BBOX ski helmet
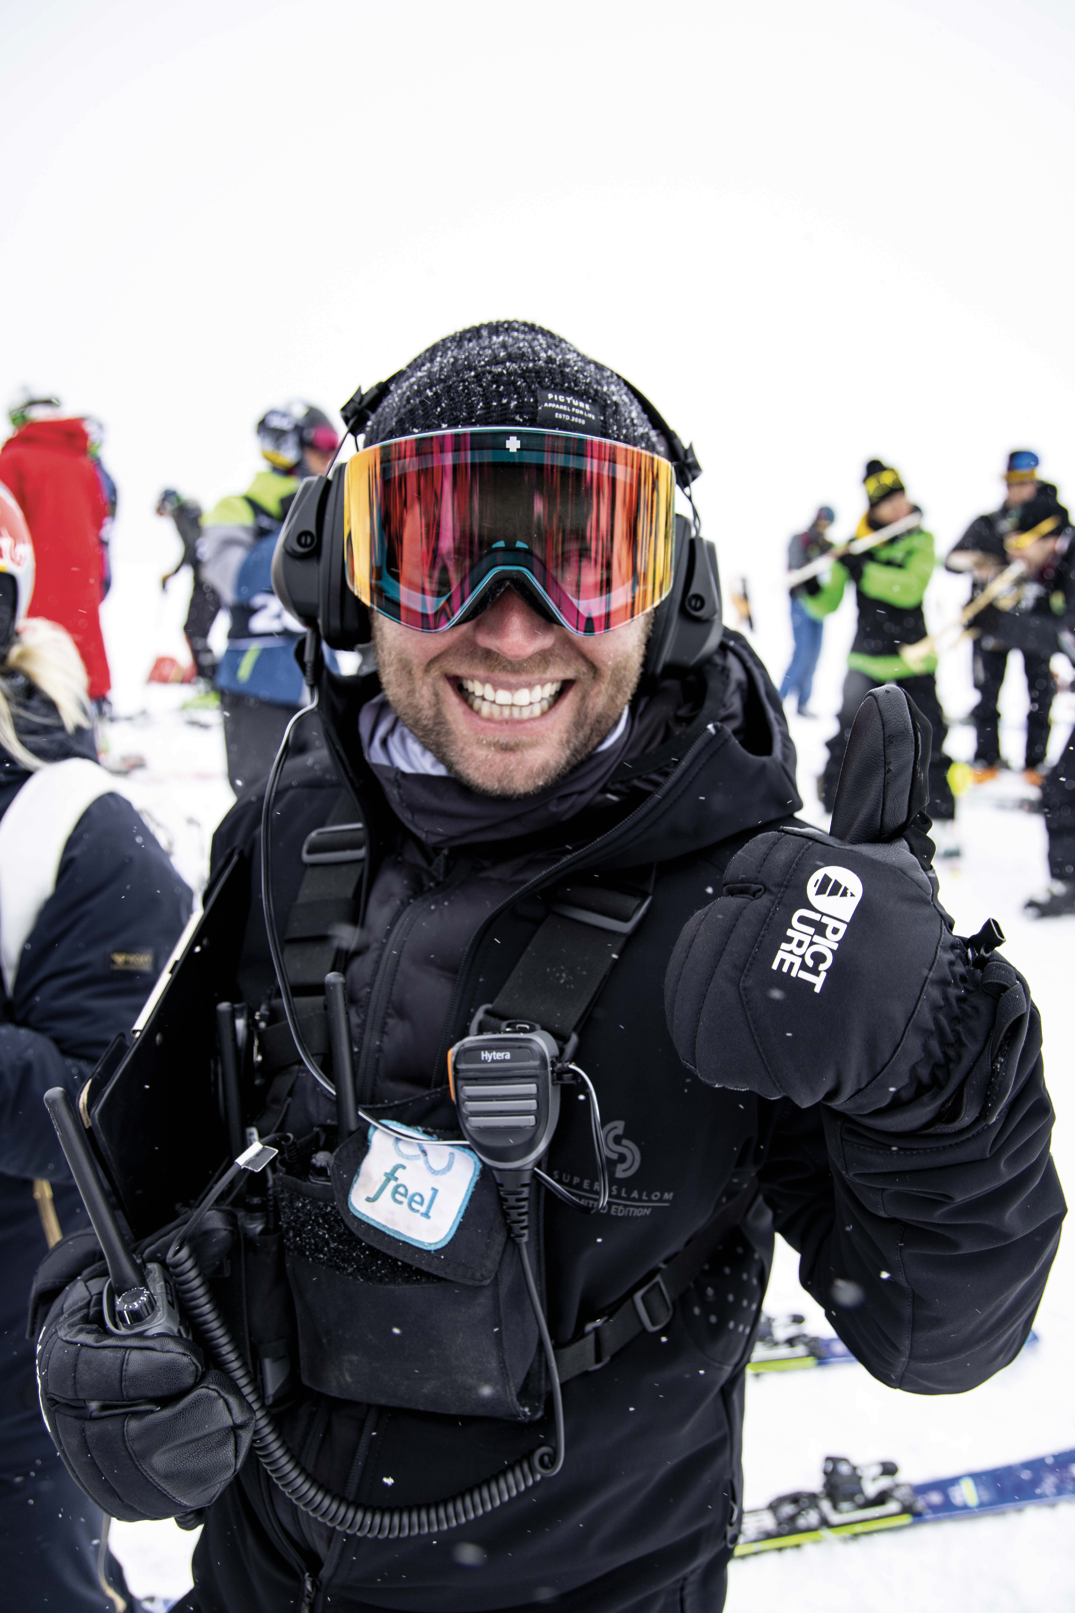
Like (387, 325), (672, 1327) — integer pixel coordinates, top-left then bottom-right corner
(7, 388), (62, 430)
(257, 407), (303, 470)
(0, 481), (36, 653)
(288, 401), (340, 456)
(156, 488), (182, 516)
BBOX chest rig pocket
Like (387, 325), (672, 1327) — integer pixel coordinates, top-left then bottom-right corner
(274, 1088), (546, 1420)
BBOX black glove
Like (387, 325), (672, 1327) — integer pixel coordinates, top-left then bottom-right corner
(839, 549), (867, 583)
(666, 685), (994, 1116)
(37, 1268), (254, 1521)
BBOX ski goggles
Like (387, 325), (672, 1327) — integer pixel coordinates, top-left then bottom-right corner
(343, 428), (676, 634)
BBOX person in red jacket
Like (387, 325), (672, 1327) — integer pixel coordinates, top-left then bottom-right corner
(0, 392), (111, 702)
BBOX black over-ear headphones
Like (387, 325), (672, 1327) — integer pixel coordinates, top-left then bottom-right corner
(272, 373), (723, 683)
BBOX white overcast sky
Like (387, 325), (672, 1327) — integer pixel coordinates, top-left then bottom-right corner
(2, 0), (1074, 584)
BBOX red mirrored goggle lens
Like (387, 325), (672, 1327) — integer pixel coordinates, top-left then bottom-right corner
(344, 428), (675, 633)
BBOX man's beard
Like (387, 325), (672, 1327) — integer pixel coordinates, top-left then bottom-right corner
(372, 617), (650, 799)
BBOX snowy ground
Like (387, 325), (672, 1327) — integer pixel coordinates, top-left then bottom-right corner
(97, 548), (1074, 1611)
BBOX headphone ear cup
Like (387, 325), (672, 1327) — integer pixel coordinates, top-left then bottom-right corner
(273, 474), (328, 629)
(273, 468), (371, 650)
(318, 469), (370, 650)
(641, 517), (723, 685)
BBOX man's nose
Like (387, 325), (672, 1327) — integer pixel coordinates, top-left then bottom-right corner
(470, 586), (560, 660)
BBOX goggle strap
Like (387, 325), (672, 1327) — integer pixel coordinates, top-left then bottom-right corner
(340, 371), (702, 491)
(614, 374), (703, 492)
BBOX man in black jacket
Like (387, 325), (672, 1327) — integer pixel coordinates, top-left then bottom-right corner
(946, 450), (1067, 783)
(33, 324), (1064, 1613)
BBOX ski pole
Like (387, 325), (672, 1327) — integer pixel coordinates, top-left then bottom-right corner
(785, 511), (924, 590)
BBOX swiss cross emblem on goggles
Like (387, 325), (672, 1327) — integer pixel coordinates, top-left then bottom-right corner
(344, 428), (676, 634)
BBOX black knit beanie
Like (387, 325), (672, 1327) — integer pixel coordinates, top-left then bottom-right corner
(863, 458), (906, 508)
(362, 321), (666, 457)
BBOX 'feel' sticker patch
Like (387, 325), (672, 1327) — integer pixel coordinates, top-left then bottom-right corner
(348, 1124), (479, 1251)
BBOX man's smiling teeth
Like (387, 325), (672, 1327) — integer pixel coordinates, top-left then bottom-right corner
(458, 678), (563, 720)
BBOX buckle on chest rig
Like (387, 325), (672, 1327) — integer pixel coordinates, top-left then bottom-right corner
(632, 1272), (674, 1333)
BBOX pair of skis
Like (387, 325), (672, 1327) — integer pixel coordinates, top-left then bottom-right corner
(735, 1450), (1075, 1555)
(739, 1318), (1065, 1553)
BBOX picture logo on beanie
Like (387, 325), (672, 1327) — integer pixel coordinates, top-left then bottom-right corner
(770, 866), (863, 995)
(535, 389), (604, 435)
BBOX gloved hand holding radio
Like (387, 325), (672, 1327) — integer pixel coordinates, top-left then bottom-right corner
(37, 1265), (254, 1521)
(666, 684), (1022, 1121)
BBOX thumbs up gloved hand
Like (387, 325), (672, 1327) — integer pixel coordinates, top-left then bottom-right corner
(666, 685), (1008, 1119)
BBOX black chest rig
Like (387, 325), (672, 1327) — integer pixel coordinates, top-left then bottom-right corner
(250, 793), (754, 1417)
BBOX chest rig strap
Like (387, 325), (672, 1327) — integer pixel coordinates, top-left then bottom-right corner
(258, 792), (366, 1072)
(475, 866), (656, 1047)
(555, 1176), (760, 1381)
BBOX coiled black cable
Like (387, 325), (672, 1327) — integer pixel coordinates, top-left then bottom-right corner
(166, 1238), (556, 1537)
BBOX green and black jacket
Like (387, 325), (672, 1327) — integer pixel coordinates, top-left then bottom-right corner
(803, 515), (937, 679)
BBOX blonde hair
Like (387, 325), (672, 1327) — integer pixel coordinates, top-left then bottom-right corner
(0, 617), (93, 771)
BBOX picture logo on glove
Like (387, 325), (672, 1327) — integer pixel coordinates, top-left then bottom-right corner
(771, 865), (862, 995)
(806, 867), (862, 923)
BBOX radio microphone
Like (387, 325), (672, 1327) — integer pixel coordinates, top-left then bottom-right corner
(448, 1024), (560, 1237)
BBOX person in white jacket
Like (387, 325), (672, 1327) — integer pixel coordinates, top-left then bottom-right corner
(0, 482), (192, 1611)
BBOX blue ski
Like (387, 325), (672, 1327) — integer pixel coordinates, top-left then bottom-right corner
(735, 1450), (1075, 1555)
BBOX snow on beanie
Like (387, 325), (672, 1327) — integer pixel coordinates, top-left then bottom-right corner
(362, 321), (666, 457)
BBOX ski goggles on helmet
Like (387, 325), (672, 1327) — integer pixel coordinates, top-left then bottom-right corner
(258, 409), (302, 470)
(343, 428), (676, 634)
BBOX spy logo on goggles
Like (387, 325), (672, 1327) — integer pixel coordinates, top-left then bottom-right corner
(770, 866), (863, 994)
(344, 428), (675, 634)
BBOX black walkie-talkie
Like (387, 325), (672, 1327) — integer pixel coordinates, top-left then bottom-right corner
(44, 1087), (184, 1338)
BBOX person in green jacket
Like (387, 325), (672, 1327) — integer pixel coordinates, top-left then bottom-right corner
(804, 458), (956, 832)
